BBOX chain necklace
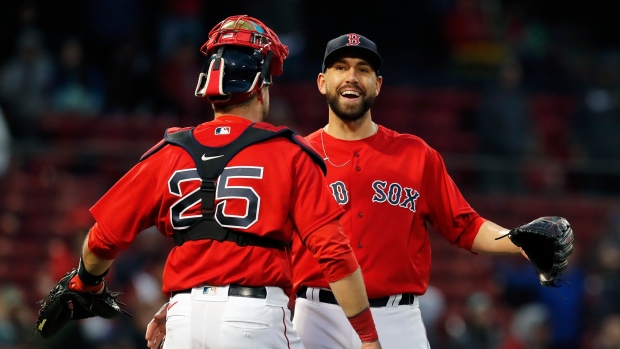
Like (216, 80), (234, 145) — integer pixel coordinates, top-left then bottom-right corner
(320, 123), (378, 168)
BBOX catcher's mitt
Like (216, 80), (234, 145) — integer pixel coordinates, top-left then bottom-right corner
(498, 216), (574, 287)
(35, 269), (129, 338)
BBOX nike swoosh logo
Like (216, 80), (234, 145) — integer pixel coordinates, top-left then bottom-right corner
(201, 154), (224, 161)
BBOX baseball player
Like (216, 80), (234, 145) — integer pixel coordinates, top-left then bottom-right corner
(145, 30), (573, 348)
(290, 33), (534, 349)
(67, 17), (382, 349)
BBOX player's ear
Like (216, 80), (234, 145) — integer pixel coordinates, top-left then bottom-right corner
(256, 86), (267, 103)
(317, 73), (327, 95)
(374, 75), (383, 97)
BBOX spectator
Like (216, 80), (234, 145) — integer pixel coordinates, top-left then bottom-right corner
(571, 50), (620, 194)
(446, 291), (503, 349)
(50, 36), (106, 116)
(591, 210), (620, 319)
(0, 284), (45, 348)
(75, 0), (155, 114)
(418, 285), (447, 347)
(0, 104), (11, 177)
(475, 55), (538, 193)
(495, 244), (587, 349)
(0, 30), (54, 139)
(498, 303), (552, 349)
(592, 314), (620, 349)
(156, 39), (209, 122)
(156, 0), (205, 61)
(442, 0), (505, 78)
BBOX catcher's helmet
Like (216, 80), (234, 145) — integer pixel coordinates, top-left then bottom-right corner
(195, 15), (289, 105)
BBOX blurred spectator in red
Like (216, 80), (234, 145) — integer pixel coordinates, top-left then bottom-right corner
(50, 36), (106, 116)
(501, 2), (555, 85)
(442, 0), (505, 76)
(0, 104), (11, 177)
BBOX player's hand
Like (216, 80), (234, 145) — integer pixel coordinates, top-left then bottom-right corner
(145, 302), (168, 349)
(520, 247), (530, 261)
(361, 340), (382, 349)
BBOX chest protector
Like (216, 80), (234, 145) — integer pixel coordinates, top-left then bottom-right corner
(142, 124), (326, 250)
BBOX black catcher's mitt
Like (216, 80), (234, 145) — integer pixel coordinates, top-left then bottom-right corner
(35, 269), (129, 338)
(499, 216), (574, 287)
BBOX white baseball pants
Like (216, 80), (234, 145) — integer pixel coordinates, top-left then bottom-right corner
(164, 285), (304, 349)
(293, 287), (431, 349)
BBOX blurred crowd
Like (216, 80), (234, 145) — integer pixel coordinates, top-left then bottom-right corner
(1, 0), (620, 348)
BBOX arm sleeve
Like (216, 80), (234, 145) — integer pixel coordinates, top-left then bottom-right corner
(423, 146), (487, 250)
(288, 149), (358, 282)
(87, 223), (121, 259)
(301, 220), (360, 283)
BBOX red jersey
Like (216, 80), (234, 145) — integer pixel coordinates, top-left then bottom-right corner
(88, 116), (358, 296)
(292, 125), (486, 298)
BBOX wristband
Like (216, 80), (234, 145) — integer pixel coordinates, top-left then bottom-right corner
(77, 257), (108, 286)
(69, 272), (105, 293)
(347, 307), (378, 343)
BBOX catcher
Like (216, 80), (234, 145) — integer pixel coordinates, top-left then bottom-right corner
(36, 14), (383, 349)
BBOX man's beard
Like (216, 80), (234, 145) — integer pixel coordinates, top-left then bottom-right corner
(326, 87), (374, 122)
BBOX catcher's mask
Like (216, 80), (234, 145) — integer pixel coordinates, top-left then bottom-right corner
(195, 14), (289, 105)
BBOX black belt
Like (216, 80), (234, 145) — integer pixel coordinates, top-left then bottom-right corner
(172, 285), (267, 299)
(296, 287), (416, 307)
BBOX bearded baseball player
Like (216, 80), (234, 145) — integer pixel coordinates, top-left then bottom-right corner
(41, 17), (383, 349)
(144, 31), (574, 349)
(289, 33), (573, 349)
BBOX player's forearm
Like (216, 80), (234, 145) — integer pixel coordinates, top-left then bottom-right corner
(328, 268), (370, 317)
(471, 220), (521, 254)
(329, 268), (379, 344)
(81, 235), (113, 276)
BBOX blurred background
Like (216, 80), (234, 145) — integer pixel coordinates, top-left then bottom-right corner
(1, 0), (619, 348)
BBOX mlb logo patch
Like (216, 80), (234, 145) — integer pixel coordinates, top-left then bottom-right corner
(215, 127), (231, 135)
(203, 287), (218, 295)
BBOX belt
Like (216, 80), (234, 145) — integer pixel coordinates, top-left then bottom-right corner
(172, 285), (267, 299)
(296, 287), (416, 307)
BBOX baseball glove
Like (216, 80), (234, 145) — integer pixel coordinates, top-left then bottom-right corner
(498, 216), (574, 287)
(35, 269), (129, 338)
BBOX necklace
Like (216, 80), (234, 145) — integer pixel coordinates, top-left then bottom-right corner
(320, 123), (378, 168)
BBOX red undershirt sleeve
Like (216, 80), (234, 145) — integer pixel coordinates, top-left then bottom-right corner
(456, 213), (487, 250)
(87, 223), (122, 260)
(302, 220), (360, 283)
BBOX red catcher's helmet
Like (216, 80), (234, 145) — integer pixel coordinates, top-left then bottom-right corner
(195, 15), (289, 104)
(200, 15), (289, 76)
